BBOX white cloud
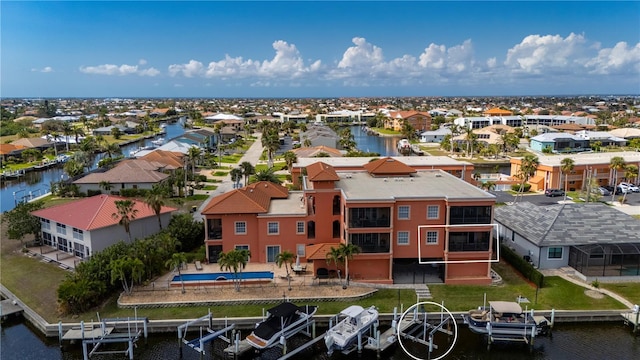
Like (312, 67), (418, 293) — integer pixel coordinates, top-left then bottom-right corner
(168, 60), (204, 77)
(504, 33), (587, 74)
(138, 59), (147, 65)
(31, 66), (53, 73)
(585, 41), (640, 75)
(79, 63), (159, 76)
(170, 41), (322, 83)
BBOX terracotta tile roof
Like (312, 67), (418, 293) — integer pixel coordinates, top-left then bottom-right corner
(363, 157), (417, 176)
(140, 150), (184, 169)
(31, 194), (177, 231)
(483, 107), (513, 116)
(306, 243), (341, 260)
(306, 162), (340, 182)
(73, 159), (170, 184)
(201, 181), (289, 215)
(0, 144), (25, 155)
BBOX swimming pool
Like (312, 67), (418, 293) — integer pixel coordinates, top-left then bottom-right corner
(172, 271), (274, 283)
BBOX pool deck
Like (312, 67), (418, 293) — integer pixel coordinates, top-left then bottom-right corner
(153, 261), (318, 289)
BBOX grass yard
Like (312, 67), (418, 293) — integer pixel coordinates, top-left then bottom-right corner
(255, 163), (286, 172)
(201, 185), (218, 191)
(211, 171), (229, 176)
(601, 283), (640, 304)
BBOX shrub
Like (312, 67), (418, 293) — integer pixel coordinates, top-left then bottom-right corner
(87, 189), (102, 197)
(500, 244), (544, 288)
(511, 183), (531, 192)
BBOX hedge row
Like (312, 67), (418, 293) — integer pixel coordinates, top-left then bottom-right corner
(500, 244), (544, 288)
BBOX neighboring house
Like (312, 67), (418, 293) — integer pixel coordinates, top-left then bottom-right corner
(510, 151), (640, 192)
(574, 130), (626, 147)
(135, 140), (193, 157)
(609, 128), (640, 140)
(73, 159), (171, 194)
(291, 145), (343, 158)
(494, 203), (640, 278)
(483, 108), (513, 117)
(454, 115), (595, 130)
(10, 137), (54, 151)
(315, 110), (369, 124)
(174, 128), (216, 149)
(139, 150), (185, 170)
(31, 194), (177, 262)
(420, 128), (451, 143)
(385, 111), (432, 132)
(453, 125), (516, 147)
(93, 124), (136, 136)
(300, 125), (339, 149)
(202, 158), (496, 285)
(529, 133), (590, 153)
(0, 143), (26, 162)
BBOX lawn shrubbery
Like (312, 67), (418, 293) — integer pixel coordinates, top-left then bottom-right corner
(511, 183), (532, 192)
(500, 244), (544, 287)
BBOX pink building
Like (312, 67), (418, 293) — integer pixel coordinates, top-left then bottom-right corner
(202, 158), (496, 285)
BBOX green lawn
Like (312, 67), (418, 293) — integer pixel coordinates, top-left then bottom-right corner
(370, 127), (400, 135)
(211, 171), (229, 176)
(201, 185), (218, 191)
(255, 163), (286, 172)
(601, 283), (640, 305)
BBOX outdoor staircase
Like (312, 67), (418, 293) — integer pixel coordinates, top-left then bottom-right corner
(415, 284), (432, 301)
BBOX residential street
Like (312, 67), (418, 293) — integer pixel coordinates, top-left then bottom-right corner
(192, 133), (263, 221)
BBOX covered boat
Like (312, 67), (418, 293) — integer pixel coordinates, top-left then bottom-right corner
(397, 139), (411, 155)
(325, 305), (378, 355)
(463, 301), (550, 337)
(246, 302), (318, 349)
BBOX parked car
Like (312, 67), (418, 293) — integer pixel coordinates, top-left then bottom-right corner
(619, 182), (639, 193)
(545, 188), (565, 197)
(598, 187), (611, 196)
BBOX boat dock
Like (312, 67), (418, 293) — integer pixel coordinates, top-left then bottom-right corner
(621, 306), (640, 335)
(224, 319), (317, 359)
(178, 312), (237, 357)
(0, 299), (24, 321)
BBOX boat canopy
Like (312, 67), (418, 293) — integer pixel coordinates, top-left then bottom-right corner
(340, 305), (365, 318)
(489, 301), (523, 314)
(267, 302), (300, 318)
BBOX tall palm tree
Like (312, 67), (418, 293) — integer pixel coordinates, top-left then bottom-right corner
(218, 249), (251, 292)
(62, 122), (73, 152)
(275, 250), (295, 291)
(112, 200), (139, 242)
(144, 184), (169, 229)
(229, 167), (243, 188)
(261, 128), (280, 168)
(338, 243), (361, 286)
(609, 156), (626, 202)
(104, 142), (122, 159)
(325, 246), (343, 284)
(448, 124), (460, 155)
(165, 252), (187, 294)
(99, 180), (113, 193)
(283, 151), (297, 175)
(515, 154), (540, 202)
(188, 146), (202, 177)
(73, 126), (85, 145)
(622, 164), (638, 204)
(109, 256), (145, 295)
(239, 161), (255, 187)
(464, 126), (477, 158)
(560, 157), (575, 201)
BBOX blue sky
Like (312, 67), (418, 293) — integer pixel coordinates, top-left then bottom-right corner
(2, 1), (639, 98)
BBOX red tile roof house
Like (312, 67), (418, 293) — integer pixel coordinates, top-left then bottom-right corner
(202, 158), (497, 285)
(31, 195), (177, 266)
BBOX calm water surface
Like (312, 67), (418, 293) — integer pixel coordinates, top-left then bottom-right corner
(2, 319), (638, 360)
(0, 121), (185, 212)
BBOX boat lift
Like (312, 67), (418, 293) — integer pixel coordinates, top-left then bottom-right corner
(178, 311), (236, 358)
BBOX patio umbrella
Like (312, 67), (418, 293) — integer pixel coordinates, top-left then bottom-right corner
(295, 255), (300, 267)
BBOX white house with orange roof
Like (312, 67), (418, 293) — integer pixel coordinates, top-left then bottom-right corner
(31, 195), (177, 261)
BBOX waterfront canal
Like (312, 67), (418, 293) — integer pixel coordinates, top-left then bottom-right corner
(0, 121), (185, 213)
(2, 318), (638, 359)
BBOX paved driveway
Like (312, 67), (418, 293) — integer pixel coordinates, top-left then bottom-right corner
(492, 190), (640, 214)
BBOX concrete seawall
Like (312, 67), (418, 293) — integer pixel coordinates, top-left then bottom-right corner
(2, 285), (629, 338)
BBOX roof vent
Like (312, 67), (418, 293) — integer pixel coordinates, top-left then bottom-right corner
(435, 174), (442, 177)
(264, 183), (268, 187)
(250, 189), (254, 192)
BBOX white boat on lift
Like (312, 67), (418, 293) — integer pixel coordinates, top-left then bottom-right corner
(397, 138), (411, 155)
(324, 305), (378, 355)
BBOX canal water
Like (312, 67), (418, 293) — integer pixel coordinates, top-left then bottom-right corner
(0, 121), (185, 213)
(1, 318), (638, 360)
(350, 125), (401, 156)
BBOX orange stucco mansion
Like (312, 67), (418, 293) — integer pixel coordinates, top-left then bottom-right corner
(201, 157), (497, 285)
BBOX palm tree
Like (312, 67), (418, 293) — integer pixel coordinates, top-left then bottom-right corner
(229, 167), (243, 188)
(218, 249), (251, 292)
(325, 246), (343, 284)
(481, 181), (496, 192)
(560, 157), (575, 201)
(622, 164), (638, 204)
(464, 126), (476, 158)
(326, 243), (361, 287)
(111, 200), (138, 242)
(188, 146), (202, 177)
(110, 256), (145, 295)
(275, 250), (295, 290)
(165, 252), (187, 294)
(99, 180), (113, 193)
(261, 129), (280, 168)
(448, 123), (460, 155)
(239, 161), (255, 187)
(144, 184), (169, 229)
(283, 151), (297, 175)
(253, 168), (282, 184)
(62, 122), (73, 152)
(72, 126), (85, 145)
(609, 156), (626, 202)
(515, 154), (539, 202)
(104, 142), (122, 159)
